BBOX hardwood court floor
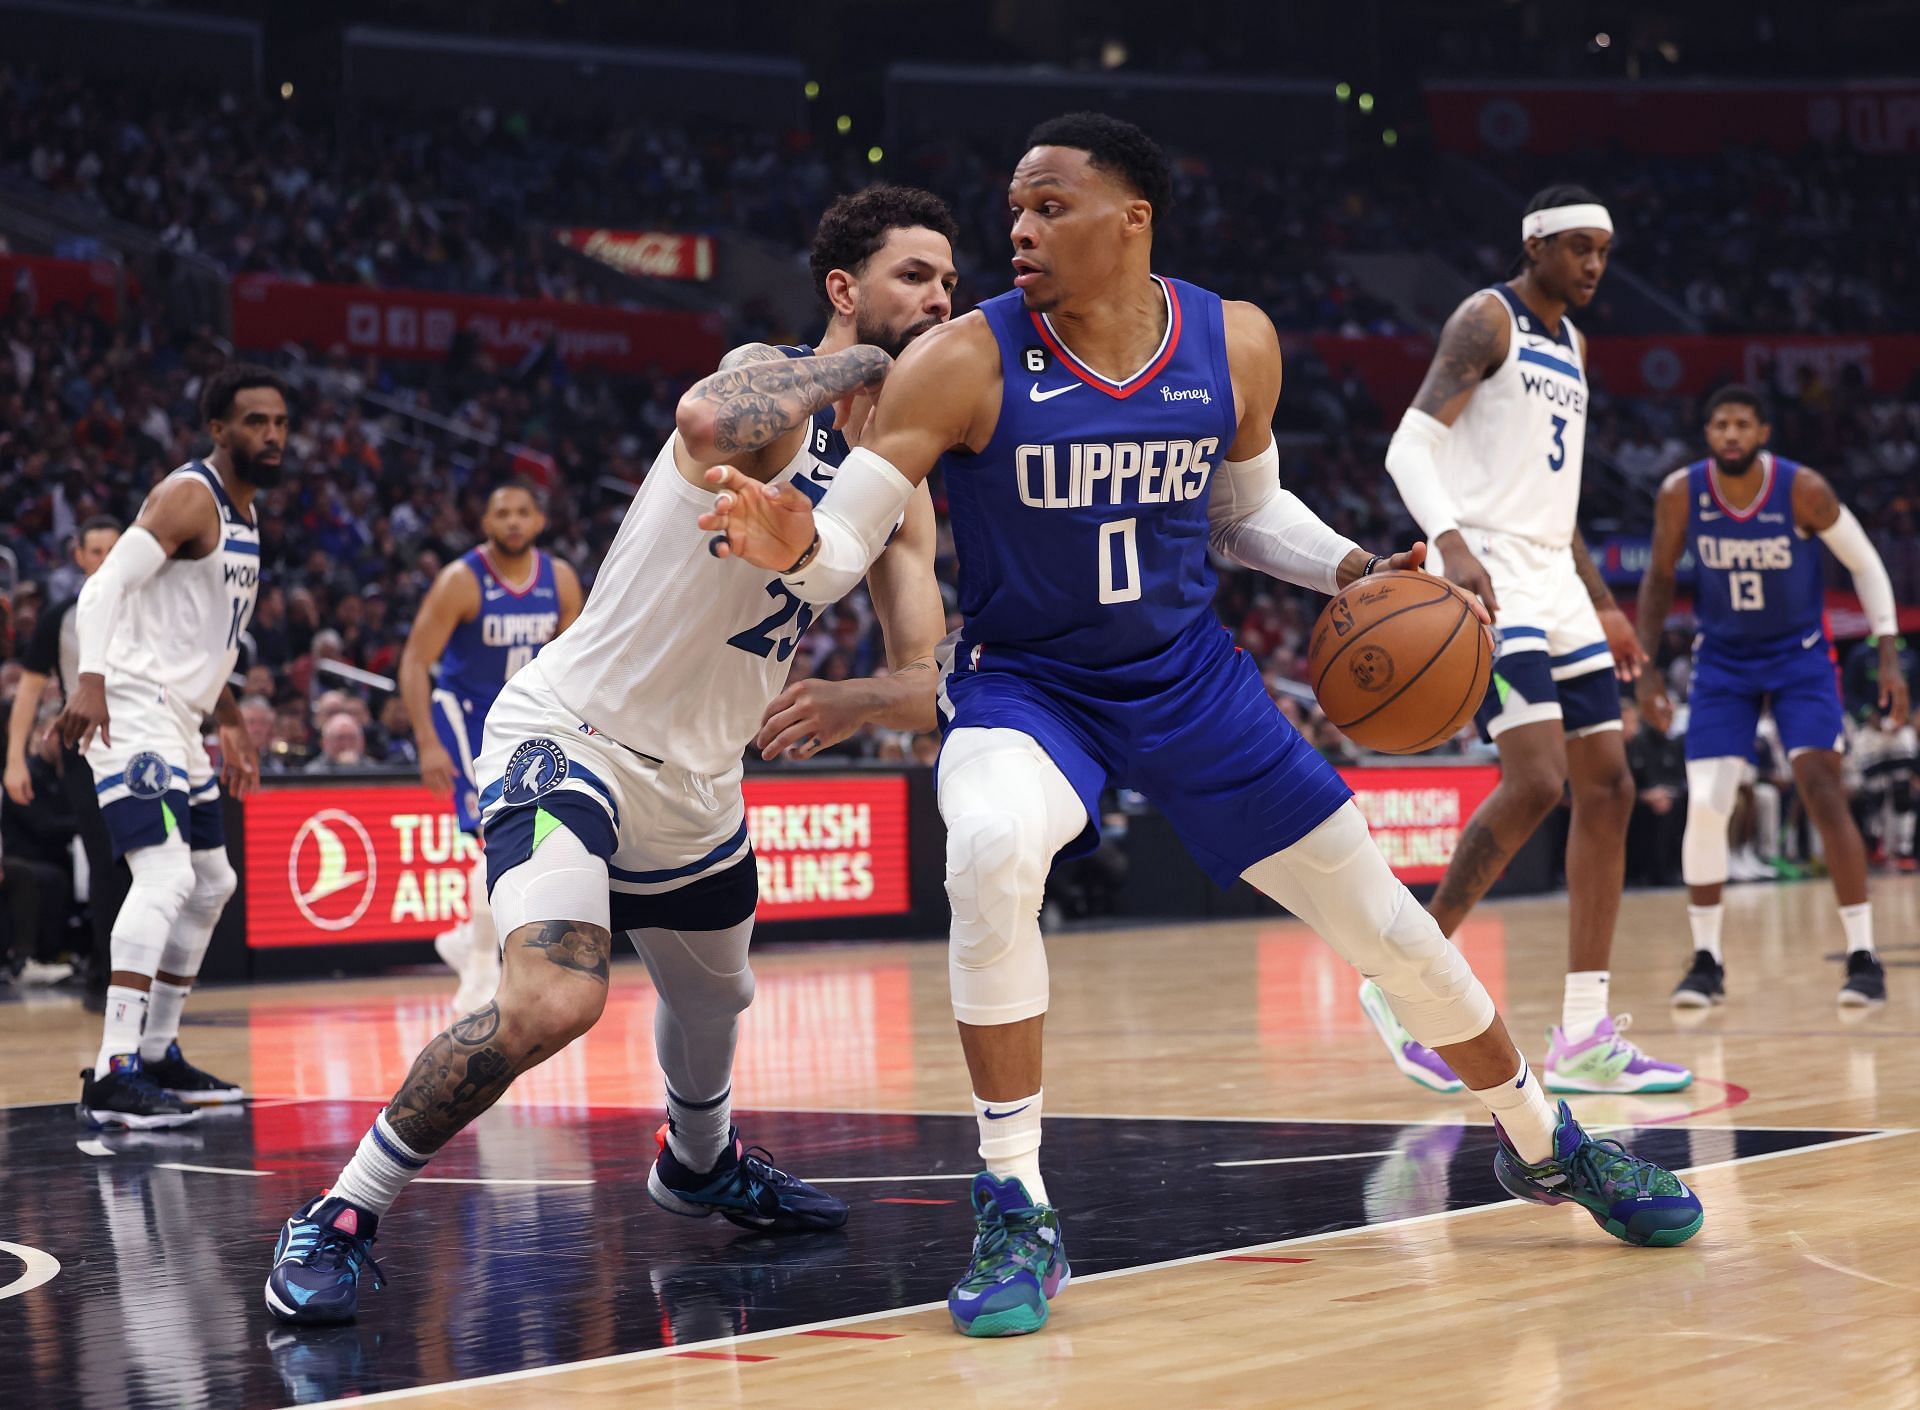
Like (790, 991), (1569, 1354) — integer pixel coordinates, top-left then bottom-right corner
(3, 877), (1918, 1409)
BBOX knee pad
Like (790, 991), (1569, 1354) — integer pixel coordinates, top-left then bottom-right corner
(945, 809), (1051, 1026)
(156, 847), (237, 976)
(111, 841), (196, 977)
(631, 919), (756, 1017)
(1683, 756), (1743, 886)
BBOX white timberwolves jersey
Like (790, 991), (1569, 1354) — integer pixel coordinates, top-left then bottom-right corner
(1434, 286), (1588, 548)
(104, 460), (261, 715)
(534, 432), (842, 777)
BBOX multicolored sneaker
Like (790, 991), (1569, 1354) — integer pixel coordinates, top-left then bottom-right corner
(77, 1056), (202, 1130)
(1670, 951), (1726, 1009)
(948, 1173), (1070, 1338)
(1494, 1099), (1704, 1246)
(1544, 1014), (1692, 1094)
(142, 1040), (245, 1104)
(264, 1195), (385, 1324)
(647, 1124), (848, 1233)
(1838, 950), (1887, 1007)
(1357, 980), (1463, 1093)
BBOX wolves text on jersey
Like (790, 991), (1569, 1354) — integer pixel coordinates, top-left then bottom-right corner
(1014, 437), (1219, 511)
(1519, 369), (1586, 414)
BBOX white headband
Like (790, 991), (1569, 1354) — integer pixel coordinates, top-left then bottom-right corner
(1522, 203), (1613, 241)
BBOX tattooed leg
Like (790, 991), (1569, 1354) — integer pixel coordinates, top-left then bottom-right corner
(1429, 721), (1569, 937)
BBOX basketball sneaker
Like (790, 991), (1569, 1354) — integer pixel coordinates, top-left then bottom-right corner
(1494, 1099), (1704, 1247)
(647, 1124), (848, 1232)
(948, 1173), (1070, 1338)
(1543, 1015), (1692, 1094)
(264, 1195), (385, 1324)
(1357, 979), (1463, 1093)
(1670, 951), (1726, 1009)
(143, 1040), (245, 1104)
(1838, 950), (1887, 1007)
(78, 1056), (202, 1130)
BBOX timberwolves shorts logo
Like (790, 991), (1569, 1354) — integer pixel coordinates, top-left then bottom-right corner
(503, 739), (568, 805)
(125, 752), (172, 800)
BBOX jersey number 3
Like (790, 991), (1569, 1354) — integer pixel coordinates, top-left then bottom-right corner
(728, 581), (815, 662)
(1546, 415), (1569, 473)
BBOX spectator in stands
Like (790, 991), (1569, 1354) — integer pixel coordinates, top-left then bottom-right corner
(1623, 700), (1688, 887)
(0, 714), (79, 983)
(305, 714), (369, 774)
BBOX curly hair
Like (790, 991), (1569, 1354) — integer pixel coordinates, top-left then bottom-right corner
(1026, 112), (1172, 223)
(809, 185), (959, 310)
(200, 363), (290, 425)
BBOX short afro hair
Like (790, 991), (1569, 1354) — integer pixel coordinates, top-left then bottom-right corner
(809, 185), (959, 311)
(1704, 383), (1771, 423)
(200, 362), (290, 425)
(1025, 112), (1172, 223)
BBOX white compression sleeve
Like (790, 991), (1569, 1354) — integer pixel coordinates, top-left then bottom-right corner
(1384, 408), (1461, 541)
(1207, 441), (1360, 595)
(781, 446), (916, 605)
(74, 526), (169, 676)
(1818, 506), (1898, 638)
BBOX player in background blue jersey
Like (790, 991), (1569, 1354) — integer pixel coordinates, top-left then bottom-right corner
(701, 113), (1703, 1338)
(399, 482), (583, 1010)
(1637, 385), (1909, 1008)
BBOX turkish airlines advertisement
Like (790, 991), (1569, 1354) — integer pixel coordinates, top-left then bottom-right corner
(1337, 765), (1502, 884)
(244, 775), (912, 948)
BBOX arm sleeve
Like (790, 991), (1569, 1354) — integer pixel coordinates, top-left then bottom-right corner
(1384, 407), (1462, 541)
(19, 597), (67, 675)
(781, 447), (917, 606)
(74, 526), (170, 677)
(1817, 506), (1899, 638)
(1206, 441), (1360, 596)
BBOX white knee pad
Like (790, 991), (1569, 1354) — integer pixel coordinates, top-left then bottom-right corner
(112, 839), (196, 978)
(1682, 756), (1744, 886)
(156, 846), (238, 976)
(489, 822), (611, 941)
(1243, 802), (1494, 1049)
(938, 728), (1087, 1026)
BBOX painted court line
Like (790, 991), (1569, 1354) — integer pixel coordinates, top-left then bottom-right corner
(414, 1176), (594, 1187)
(809, 1173), (973, 1184)
(156, 1162), (271, 1178)
(283, 1128), (1910, 1410)
(0, 1242), (61, 1302)
(1214, 1150), (1400, 1168)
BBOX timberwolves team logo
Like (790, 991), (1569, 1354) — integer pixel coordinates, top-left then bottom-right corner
(288, 808), (378, 931)
(503, 739), (568, 805)
(1349, 645), (1396, 693)
(125, 752), (172, 800)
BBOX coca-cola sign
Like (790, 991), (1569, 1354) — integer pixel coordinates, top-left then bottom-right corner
(554, 227), (716, 282)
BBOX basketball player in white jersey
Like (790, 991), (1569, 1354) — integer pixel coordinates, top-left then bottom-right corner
(266, 186), (957, 1324)
(56, 365), (280, 1128)
(1374, 184), (1692, 1095)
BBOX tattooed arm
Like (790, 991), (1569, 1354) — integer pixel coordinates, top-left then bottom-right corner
(673, 342), (893, 487)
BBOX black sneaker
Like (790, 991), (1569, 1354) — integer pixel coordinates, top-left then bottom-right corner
(1838, 950), (1886, 1007)
(1670, 950), (1725, 1009)
(78, 1056), (203, 1130)
(143, 1040), (245, 1104)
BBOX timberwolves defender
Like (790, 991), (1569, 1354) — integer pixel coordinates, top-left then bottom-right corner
(1376, 184), (1691, 1096)
(700, 116), (1702, 1338)
(399, 482), (582, 1012)
(267, 186), (956, 1324)
(58, 366), (279, 1127)
(1637, 384), (1908, 1007)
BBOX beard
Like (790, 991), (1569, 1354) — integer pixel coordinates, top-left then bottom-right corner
(858, 312), (941, 359)
(1711, 446), (1762, 476)
(232, 445), (285, 488)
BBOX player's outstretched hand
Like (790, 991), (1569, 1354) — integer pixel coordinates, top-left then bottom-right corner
(1635, 675), (1675, 735)
(1879, 648), (1911, 729)
(418, 739), (458, 800)
(217, 720), (261, 799)
(56, 672), (111, 752)
(756, 678), (874, 761)
(1363, 541), (1494, 628)
(698, 465), (819, 573)
(1597, 605), (1647, 682)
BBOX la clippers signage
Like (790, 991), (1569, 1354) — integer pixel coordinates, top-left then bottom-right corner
(1336, 766), (1501, 884)
(245, 774), (911, 947)
(553, 228), (716, 281)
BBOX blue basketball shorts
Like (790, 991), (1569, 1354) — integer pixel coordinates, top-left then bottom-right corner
(431, 687), (488, 833)
(1687, 633), (1845, 761)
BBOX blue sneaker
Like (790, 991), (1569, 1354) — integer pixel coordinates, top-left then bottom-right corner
(647, 1124), (848, 1233)
(264, 1195), (386, 1324)
(948, 1173), (1070, 1338)
(1494, 1100), (1704, 1247)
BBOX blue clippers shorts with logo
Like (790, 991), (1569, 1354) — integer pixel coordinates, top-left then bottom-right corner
(86, 675), (223, 858)
(431, 686), (487, 833)
(939, 612), (1352, 888)
(1687, 632), (1845, 761)
(474, 659), (757, 934)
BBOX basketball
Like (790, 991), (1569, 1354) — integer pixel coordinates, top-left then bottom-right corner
(1307, 570), (1492, 755)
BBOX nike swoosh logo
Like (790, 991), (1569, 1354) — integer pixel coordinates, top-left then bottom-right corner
(983, 1104), (1030, 1121)
(1802, 630), (1821, 649)
(484, 589), (507, 601)
(1029, 382), (1079, 403)
(1699, 511), (1723, 521)
(1515, 1070), (1528, 1090)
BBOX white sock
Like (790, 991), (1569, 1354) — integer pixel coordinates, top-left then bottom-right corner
(1561, 971), (1610, 1039)
(665, 1086), (733, 1174)
(330, 1111), (432, 1216)
(1472, 1058), (1557, 1165)
(96, 986), (149, 1073)
(1840, 902), (1874, 956)
(139, 980), (191, 1061)
(974, 1090), (1048, 1205)
(1687, 905), (1724, 964)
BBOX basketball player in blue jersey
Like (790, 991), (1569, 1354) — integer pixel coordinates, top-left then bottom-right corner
(1636, 385), (1908, 1008)
(55, 365), (279, 1128)
(1378, 183), (1692, 1099)
(701, 115), (1702, 1338)
(399, 482), (583, 1011)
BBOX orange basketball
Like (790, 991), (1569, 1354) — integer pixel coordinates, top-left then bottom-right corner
(1307, 570), (1493, 755)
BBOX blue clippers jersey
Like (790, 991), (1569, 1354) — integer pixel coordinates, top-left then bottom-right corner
(439, 548), (562, 712)
(942, 276), (1239, 668)
(1688, 452), (1825, 651)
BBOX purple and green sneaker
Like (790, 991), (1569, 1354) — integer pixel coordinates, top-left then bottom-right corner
(948, 1173), (1070, 1338)
(1358, 980), (1463, 1093)
(1544, 1014), (1692, 1094)
(1495, 1099), (1704, 1247)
